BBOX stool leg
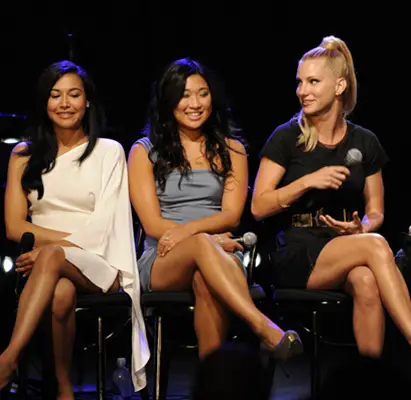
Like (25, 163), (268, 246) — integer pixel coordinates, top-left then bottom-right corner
(152, 314), (163, 400)
(311, 310), (320, 399)
(97, 315), (106, 400)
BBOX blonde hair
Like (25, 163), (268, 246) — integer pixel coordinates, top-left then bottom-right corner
(297, 36), (357, 151)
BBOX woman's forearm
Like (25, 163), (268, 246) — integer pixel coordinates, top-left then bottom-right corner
(7, 221), (69, 247)
(252, 176), (310, 221)
(186, 210), (242, 235)
(361, 212), (384, 233)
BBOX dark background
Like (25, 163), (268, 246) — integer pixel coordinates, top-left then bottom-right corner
(0, 6), (408, 255)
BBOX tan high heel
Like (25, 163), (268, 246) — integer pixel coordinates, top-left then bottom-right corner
(261, 330), (304, 362)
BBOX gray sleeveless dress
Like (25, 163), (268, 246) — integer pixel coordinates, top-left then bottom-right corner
(135, 137), (244, 292)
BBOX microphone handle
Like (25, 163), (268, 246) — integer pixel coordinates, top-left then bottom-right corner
(15, 249), (33, 297)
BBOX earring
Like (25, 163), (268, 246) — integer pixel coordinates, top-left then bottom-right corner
(86, 101), (90, 108)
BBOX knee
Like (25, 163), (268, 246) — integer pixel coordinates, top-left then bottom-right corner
(33, 245), (65, 273)
(192, 271), (213, 304)
(192, 233), (215, 249)
(52, 278), (76, 321)
(347, 268), (380, 306)
(363, 234), (394, 261)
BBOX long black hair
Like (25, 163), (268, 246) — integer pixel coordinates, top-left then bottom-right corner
(19, 60), (106, 199)
(142, 57), (246, 191)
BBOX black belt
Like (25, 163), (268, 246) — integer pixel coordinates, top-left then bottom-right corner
(291, 208), (350, 228)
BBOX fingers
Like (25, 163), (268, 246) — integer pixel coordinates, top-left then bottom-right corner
(157, 232), (171, 256)
(329, 171), (348, 187)
(234, 242), (244, 252)
(331, 166), (350, 176)
(321, 214), (362, 235)
(320, 215), (348, 235)
(16, 257), (33, 268)
(16, 265), (32, 273)
(322, 166), (350, 189)
(220, 238), (244, 253)
(157, 236), (175, 257)
(321, 214), (344, 228)
(16, 253), (30, 263)
(328, 178), (343, 190)
(333, 172), (348, 182)
(352, 211), (361, 222)
(320, 215), (335, 228)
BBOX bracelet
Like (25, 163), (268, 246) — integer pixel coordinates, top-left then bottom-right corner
(276, 190), (290, 209)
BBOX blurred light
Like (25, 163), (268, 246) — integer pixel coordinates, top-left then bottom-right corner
(2, 256), (14, 273)
(0, 112), (26, 119)
(244, 251), (250, 266)
(1, 138), (20, 144)
(243, 251), (261, 268)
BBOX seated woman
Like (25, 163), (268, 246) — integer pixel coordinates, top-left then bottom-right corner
(128, 57), (302, 362)
(1, 60), (149, 397)
(252, 35), (411, 357)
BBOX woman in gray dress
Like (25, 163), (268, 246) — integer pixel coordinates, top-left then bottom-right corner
(128, 57), (302, 361)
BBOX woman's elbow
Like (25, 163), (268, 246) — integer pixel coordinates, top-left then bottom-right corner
(251, 200), (265, 222)
(230, 216), (241, 230)
(5, 226), (19, 243)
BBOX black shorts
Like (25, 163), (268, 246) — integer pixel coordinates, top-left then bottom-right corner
(269, 227), (339, 288)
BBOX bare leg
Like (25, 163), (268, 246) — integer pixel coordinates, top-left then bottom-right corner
(50, 278), (77, 400)
(192, 271), (230, 358)
(151, 234), (285, 349)
(0, 245), (109, 389)
(344, 267), (385, 358)
(307, 233), (411, 344)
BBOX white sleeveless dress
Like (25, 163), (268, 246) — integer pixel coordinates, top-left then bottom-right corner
(27, 138), (149, 391)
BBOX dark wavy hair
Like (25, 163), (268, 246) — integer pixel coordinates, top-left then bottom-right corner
(19, 60), (106, 199)
(142, 57), (246, 191)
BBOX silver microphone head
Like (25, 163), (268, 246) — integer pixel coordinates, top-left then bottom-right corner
(243, 232), (257, 248)
(345, 148), (363, 167)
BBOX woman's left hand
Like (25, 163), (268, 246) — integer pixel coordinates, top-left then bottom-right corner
(319, 211), (363, 235)
(157, 225), (194, 257)
(15, 247), (42, 278)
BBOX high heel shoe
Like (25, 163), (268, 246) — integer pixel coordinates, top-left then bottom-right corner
(261, 330), (304, 362)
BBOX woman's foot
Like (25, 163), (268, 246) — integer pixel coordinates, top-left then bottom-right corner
(0, 357), (17, 390)
(57, 392), (75, 400)
(57, 382), (75, 399)
(256, 317), (303, 362)
(261, 330), (304, 362)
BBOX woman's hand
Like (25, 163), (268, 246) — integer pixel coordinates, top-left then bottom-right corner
(320, 211), (363, 235)
(157, 225), (195, 257)
(15, 247), (42, 278)
(212, 232), (244, 253)
(305, 166), (350, 190)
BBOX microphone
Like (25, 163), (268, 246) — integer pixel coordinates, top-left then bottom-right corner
(233, 232), (257, 248)
(20, 232), (35, 254)
(344, 148), (363, 167)
(307, 148), (363, 209)
(15, 232), (35, 296)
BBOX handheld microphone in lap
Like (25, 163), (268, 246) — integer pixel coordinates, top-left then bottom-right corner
(20, 232), (35, 254)
(232, 232), (257, 248)
(15, 232), (35, 295)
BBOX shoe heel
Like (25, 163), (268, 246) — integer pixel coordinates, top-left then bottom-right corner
(261, 330), (304, 362)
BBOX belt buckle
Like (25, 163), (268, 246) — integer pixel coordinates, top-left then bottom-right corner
(291, 213), (313, 227)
